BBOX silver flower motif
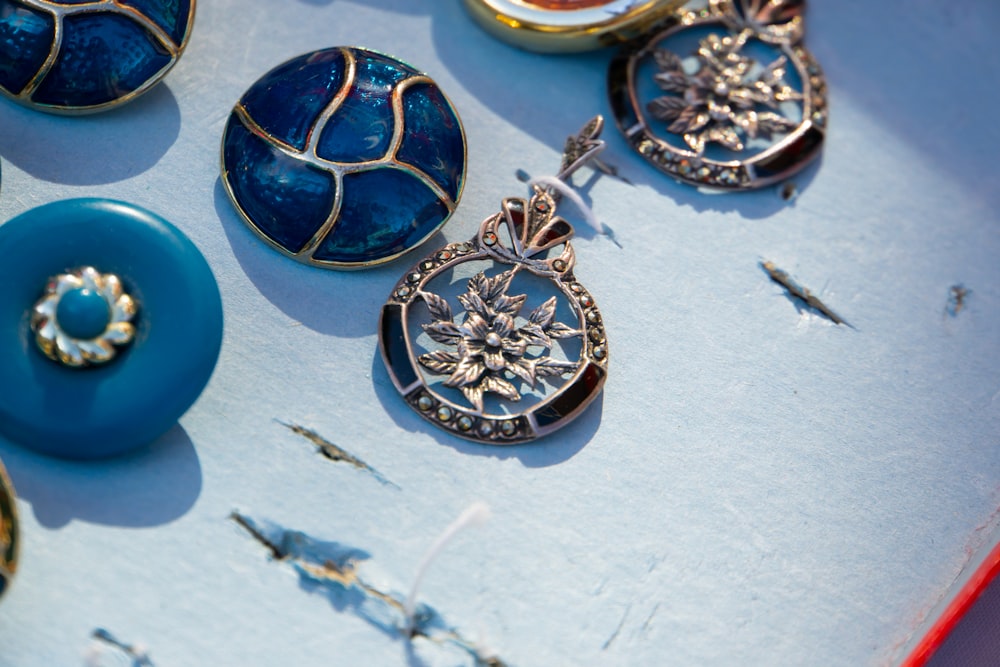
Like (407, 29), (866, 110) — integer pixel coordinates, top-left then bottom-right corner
(418, 270), (581, 412)
(31, 267), (137, 368)
(647, 30), (802, 154)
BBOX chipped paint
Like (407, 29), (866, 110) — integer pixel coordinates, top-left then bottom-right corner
(280, 422), (399, 489)
(946, 284), (970, 317)
(760, 260), (853, 328)
(87, 628), (153, 667)
(230, 512), (507, 666)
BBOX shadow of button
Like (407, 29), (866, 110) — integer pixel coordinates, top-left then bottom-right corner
(0, 83), (181, 185)
(214, 177), (445, 337)
(0, 424), (202, 529)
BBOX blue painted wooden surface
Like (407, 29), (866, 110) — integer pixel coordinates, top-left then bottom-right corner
(0, 1), (997, 664)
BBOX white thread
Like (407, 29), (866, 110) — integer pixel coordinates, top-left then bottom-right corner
(132, 644), (151, 664)
(471, 622), (501, 663)
(529, 175), (602, 234)
(83, 643), (106, 667)
(403, 501), (492, 634)
(85, 632), (152, 666)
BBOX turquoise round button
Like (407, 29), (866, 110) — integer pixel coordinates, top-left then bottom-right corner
(0, 199), (224, 459)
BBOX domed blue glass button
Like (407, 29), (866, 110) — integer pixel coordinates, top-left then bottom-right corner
(0, 460), (17, 600)
(222, 47), (467, 269)
(0, 199), (224, 459)
(0, 0), (195, 114)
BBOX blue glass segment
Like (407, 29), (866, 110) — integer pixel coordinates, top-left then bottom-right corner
(57, 288), (111, 340)
(0, 199), (224, 459)
(223, 116), (338, 253)
(397, 82), (465, 201)
(241, 48), (346, 152)
(315, 51), (414, 163)
(117, 0), (192, 45)
(33, 12), (171, 107)
(0, 1), (54, 96)
(224, 47), (466, 267)
(314, 168), (448, 264)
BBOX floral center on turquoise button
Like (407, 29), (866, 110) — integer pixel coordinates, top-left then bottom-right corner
(55, 287), (111, 340)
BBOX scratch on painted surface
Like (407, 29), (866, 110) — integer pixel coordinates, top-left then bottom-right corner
(760, 260), (853, 328)
(230, 511), (507, 666)
(601, 604), (632, 650)
(279, 421), (399, 489)
(639, 603), (661, 639)
(86, 628), (153, 666)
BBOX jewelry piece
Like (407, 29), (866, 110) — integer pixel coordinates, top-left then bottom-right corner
(462, 0), (686, 53)
(31, 266), (137, 368)
(0, 199), (223, 459)
(608, 0), (826, 190)
(379, 117), (610, 444)
(221, 47), (467, 270)
(0, 459), (17, 601)
(0, 0), (195, 114)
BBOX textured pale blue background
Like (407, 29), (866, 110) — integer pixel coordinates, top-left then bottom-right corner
(0, 1), (998, 665)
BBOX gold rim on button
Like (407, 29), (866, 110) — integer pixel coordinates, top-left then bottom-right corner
(461, 0), (688, 52)
(0, 461), (18, 601)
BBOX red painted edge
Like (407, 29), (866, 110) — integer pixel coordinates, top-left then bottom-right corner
(902, 540), (1000, 667)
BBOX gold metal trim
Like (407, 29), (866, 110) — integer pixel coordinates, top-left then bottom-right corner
(461, 0), (687, 52)
(0, 460), (19, 601)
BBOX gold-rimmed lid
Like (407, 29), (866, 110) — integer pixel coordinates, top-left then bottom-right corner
(0, 459), (18, 599)
(461, 0), (687, 52)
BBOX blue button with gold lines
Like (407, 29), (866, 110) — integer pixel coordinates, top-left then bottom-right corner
(0, 0), (195, 113)
(221, 47), (467, 269)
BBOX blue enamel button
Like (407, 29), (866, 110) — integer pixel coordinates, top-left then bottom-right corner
(222, 47), (467, 269)
(0, 199), (224, 459)
(0, 0), (195, 113)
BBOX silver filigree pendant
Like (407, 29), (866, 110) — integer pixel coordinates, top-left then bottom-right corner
(608, 0), (827, 190)
(378, 119), (610, 445)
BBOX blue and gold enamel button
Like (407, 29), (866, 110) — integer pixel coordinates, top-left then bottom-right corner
(221, 47), (467, 269)
(0, 460), (17, 600)
(0, 199), (223, 459)
(0, 0), (195, 113)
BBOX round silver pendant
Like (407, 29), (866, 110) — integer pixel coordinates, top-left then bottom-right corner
(608, 0), (827, 190)
(379, 189), (608, 445)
